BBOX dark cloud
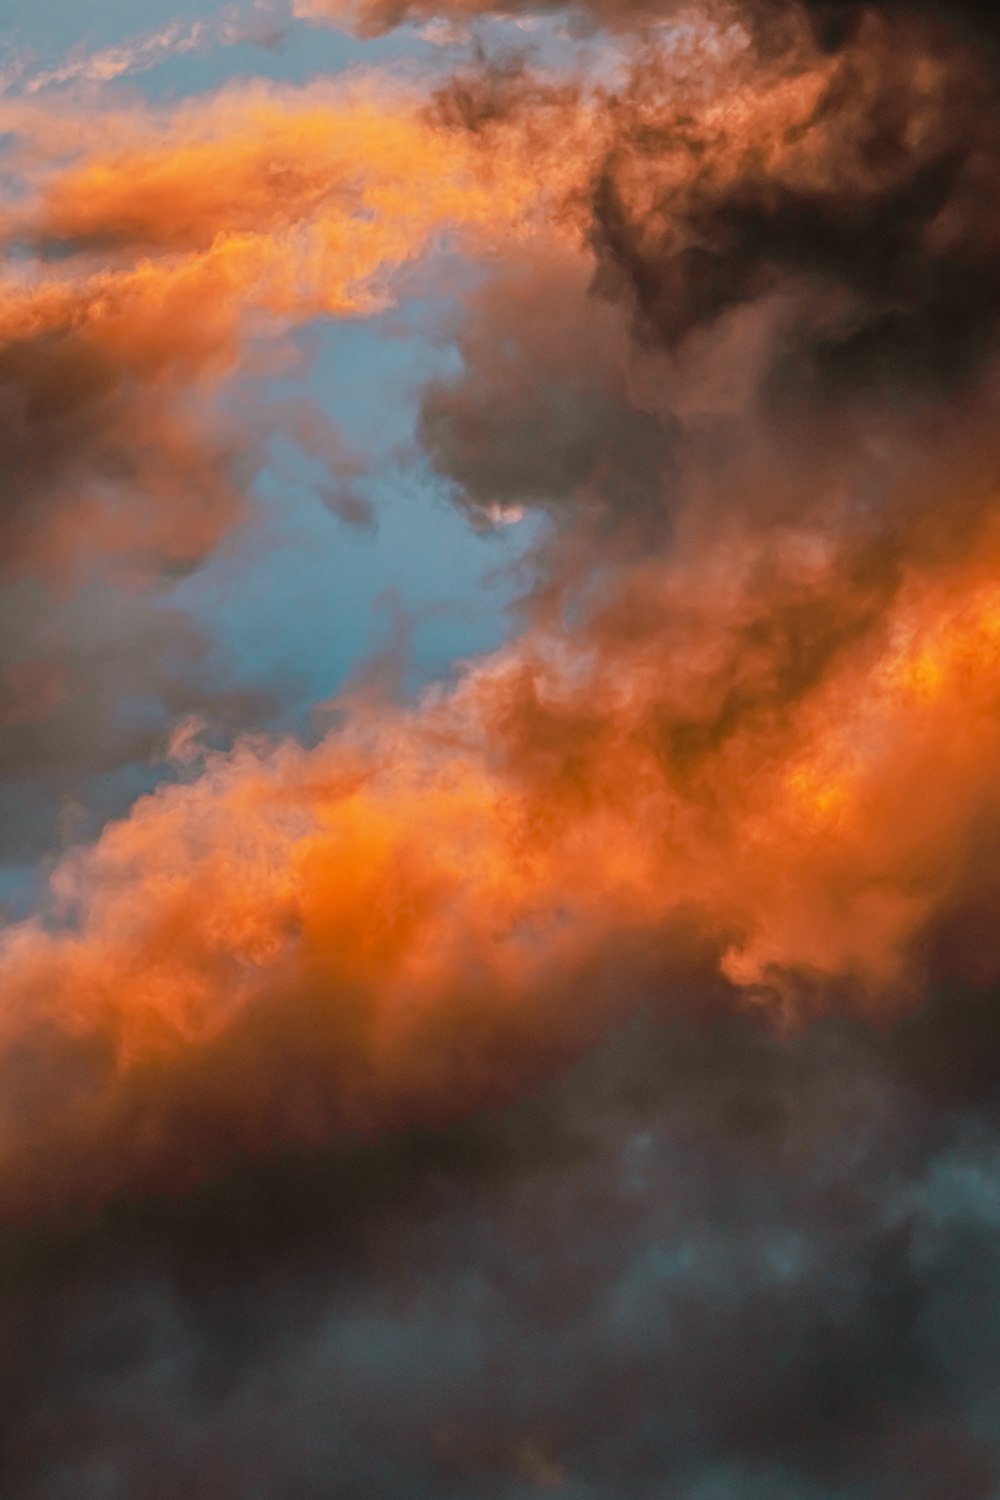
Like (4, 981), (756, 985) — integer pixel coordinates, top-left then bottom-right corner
(589, 28), (1000, 401)
(800, 0), (1000, 52)
(0, 324), (251, 584)
(311, 0), (1000, 56)
(415, 19), (1000, 606)
(417, 251), (678, 536)
(4, 1003), (1000, 1498)
(0, 579), (287, 873)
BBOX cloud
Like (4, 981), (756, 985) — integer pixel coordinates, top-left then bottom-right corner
(4, 504), (1000, 1221)
(586, 25), (1000, 400)
(21, 19), (240, 95)
(4, 1005), (1000, 1496)
(7, 3), (1000, 1493)
(0, 67), (580, 848)
(4, 0), (1000, 1238)
(405, 25), (1000, 611)
(292, 0), (1000, 51)
(416, 247), (679, 535)
(4, 7), (292, 98)
(0, 581), (285, 874)
(0, 73), (577, 587)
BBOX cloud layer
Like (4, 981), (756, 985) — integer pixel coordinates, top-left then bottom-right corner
(5, 0), (1000, 1492)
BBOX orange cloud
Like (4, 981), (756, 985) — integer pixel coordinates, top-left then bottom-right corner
(0, 24), (922, 584)
(4, 511), (1000, 1220)
(0, 74), (590, 583)
(3, 11), (1000, 1228)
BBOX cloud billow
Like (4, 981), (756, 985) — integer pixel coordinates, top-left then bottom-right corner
(3, 0), (1000, 1492)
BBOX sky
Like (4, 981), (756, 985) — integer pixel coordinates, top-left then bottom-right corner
(4, 0), (1000, 1494)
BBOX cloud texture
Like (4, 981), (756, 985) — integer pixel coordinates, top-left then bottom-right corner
(6, 0), (1000, 1492)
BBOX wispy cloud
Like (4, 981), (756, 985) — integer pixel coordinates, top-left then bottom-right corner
(2, 4), (291, 98)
